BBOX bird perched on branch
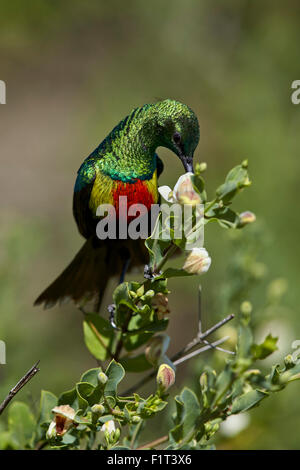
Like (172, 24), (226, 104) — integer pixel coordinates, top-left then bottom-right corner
(34, 99), (200, 311)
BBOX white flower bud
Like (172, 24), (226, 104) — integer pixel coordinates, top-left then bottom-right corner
(174, 173), (201, 206)
(158, 173), (201, 206)
(132, 415), (141, 424)
(183, 247), (211, 275)
(98, 372), (108, 385)
(91, 404), (105, 416)
(46, 420), (57, 439)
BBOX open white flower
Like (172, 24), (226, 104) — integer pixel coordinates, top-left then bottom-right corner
(159, 172), (201, 206)
(99, 419), (119, 446)
(183, 247), (211, 275)
(220, 413), (250, 437)
(49, 404), (76, 436)
(46, 420), (57, 439)
(100, 419), (116, 435)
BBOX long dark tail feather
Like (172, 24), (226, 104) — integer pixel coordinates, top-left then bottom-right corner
(34, 238), (110, 310)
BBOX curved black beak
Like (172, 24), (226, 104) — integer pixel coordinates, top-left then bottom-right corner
(180, 155), (194, 173)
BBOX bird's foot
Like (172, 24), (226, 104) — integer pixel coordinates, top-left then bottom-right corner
(144, 264), (154, 279)
(108, 304), (121, 331)
(144, 264), (162, 280)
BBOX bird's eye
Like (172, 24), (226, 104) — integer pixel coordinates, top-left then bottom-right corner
(173, 132), (181, 144)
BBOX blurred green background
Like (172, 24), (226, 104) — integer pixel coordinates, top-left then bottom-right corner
(1, 0), (300, 449)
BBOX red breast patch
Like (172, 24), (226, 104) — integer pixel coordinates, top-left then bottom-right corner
(113, 180), (155, 221)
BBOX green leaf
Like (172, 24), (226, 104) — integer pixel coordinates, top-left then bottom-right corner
(269, 364), (281, 385)
(104, 360), (125, 398)
(159, 268), (193, 279)
(0, 431), (16, 450)
(213, 365), (234, 405)
(205, 205), (240, 228)
(125, 318), (169, 337)
(231, 389), (268, 414)
(124, 331), (153, 351)
(61, 433), (77, 446)
(120, 353), (153, 372)
(151, 278), (169, 295)
(251, 334), (278, 360)
(170, 387), (201, 445)
(191, 173), (207, 202)
(76, 382), (95, 410)
(38, 390), (57, 425)
(112, 445), (131, 450)
(80, 368), (101, 387)
(7, 402), (36, 449)
(83, 314), (114, 361)
(73, 410), (90, 426)
(98, 414), (115, 424)
(58, 387), (78, 408)
(237, 322), (253, 361)
(113, 283), (138, 312)
(216, 162), (250, 204)
(123, 311), (168, 352)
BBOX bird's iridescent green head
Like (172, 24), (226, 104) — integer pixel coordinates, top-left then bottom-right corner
(154, 99), (200, 172)
(96, 99), (200, 182)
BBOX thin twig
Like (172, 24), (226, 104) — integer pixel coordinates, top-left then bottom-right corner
(137, 434), (168, 450)
(171, 314), (235, 363)
(198, 284), (202, 334)
(199, 314), (234, 339)
(131, 339), (234, 450)
(173, 337), (229, 365)
(201, 338), (235, 355)
(123, 314), (235, 395)
(113, 310), (132, 361)
(0, 361), (40, 416)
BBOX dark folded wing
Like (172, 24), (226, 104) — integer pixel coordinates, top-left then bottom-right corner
(73, 159), (97, 239)
(156, 154), (164, 178)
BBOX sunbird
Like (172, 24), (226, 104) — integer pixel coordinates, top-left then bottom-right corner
(34, 99), (200, 310)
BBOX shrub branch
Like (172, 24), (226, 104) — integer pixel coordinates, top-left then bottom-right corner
(0, 361), (40, 416)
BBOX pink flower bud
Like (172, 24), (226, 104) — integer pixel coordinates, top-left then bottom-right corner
(238, 211), (256, 227)
(156, 364), (175, 392)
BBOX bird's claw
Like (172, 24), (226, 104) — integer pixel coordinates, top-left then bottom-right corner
(144, 264), (161, 280)
(108, 304), (121, 331)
